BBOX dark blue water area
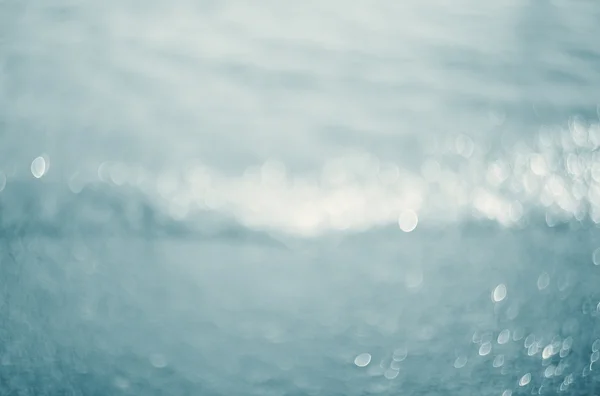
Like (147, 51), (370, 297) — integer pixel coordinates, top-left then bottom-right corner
(1, 182), (600, 395)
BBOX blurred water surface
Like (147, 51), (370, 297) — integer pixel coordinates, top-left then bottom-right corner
(2, 0), (600, 394)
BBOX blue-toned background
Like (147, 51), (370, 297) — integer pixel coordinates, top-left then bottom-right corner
(1, 0), (600, 394)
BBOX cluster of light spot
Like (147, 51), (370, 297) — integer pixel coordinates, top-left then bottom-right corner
(1, 117), (600, 240)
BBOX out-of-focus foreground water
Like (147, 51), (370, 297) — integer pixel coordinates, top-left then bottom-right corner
(2, 0), (600, 395)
